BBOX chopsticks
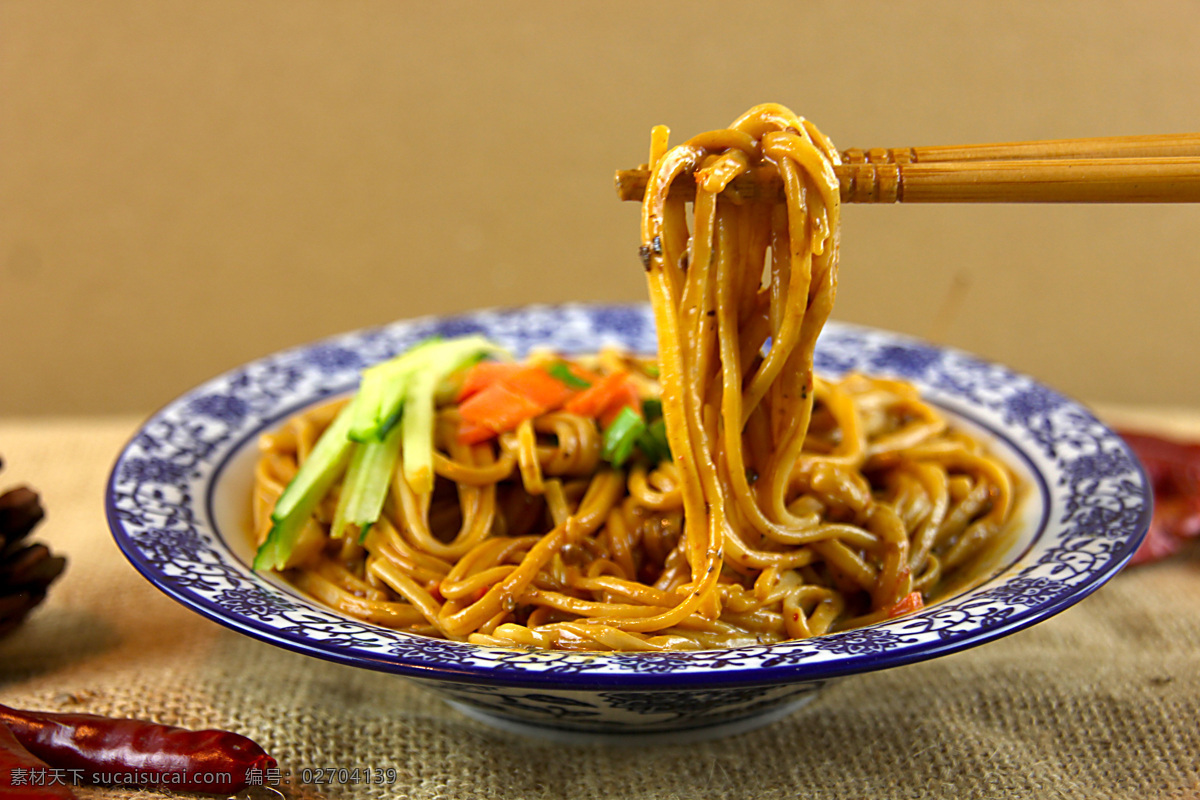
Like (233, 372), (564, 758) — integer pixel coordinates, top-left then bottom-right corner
(614, 133), (1200, 203)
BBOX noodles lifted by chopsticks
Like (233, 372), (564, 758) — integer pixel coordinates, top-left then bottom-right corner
(251, 103), (1018, 651)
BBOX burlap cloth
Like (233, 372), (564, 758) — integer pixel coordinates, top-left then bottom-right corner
(1, 412), (1198, 800)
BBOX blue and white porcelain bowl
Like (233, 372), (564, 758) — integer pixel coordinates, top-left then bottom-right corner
(107, 304), (1150, 741)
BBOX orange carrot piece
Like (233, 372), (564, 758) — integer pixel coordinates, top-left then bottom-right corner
(502, 366), (576, 410)
(457, 420), (498, 445)
(460, 382), (543, 429)
(885, 591), (925, 619)
(599, 381), (643, 428)
(456, 364), (579, 443)
(564, 371), (632, 419)
(454, 361), (615, 444)
(456, 362), (522, 402)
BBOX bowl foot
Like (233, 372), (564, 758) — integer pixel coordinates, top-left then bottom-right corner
(446, 692), (819, 745)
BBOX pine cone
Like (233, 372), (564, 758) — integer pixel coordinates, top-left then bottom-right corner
(0, 458), (67, 639)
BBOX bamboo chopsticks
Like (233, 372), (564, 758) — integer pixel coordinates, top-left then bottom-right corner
(613, 133), (1200, 203)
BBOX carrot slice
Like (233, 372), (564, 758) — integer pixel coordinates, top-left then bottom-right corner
(564, 371), (632, 418)
(503, 366), (576, 410)
(454, 361), (621, 444)
(456, 362), (521, 402)
(599, 380), (643, 428)
(460, 381), (543, 428)
(456, 365), (578, 443)
(885, 591), (924, 619)
(457, 420), (498, 445)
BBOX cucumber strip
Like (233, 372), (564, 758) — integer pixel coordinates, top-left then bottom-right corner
(350, 335), (501, 442)
(347, 336), (442, 442)
(268, 400), (356, 523)
(253, 335), (509, 571)
(400, 336), (505, 494)
(329, 442), (366, 541)
(253, 400), (356, 571)
(252, 507), (312, 572)
(347, 371), (387, 442)
(401, 368), (439, 494)
(349, 369), (409, 443)
(331, 421), (404, 539)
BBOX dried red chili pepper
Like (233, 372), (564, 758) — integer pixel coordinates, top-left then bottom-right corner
(1118, 430), (1200, 565)
(0, 720), (77, 800)
(0, 704), (275, 794)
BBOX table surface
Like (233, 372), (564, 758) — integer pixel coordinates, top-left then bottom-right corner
(1, 409), (1198, 800)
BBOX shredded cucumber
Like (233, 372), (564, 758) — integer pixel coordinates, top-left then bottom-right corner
(347, 336), (445, 442)
(331, 418), (404, 540)
(252, 335), (508, 571)
(348, 369), (409, 443)
(267, 401), (356, 524)
(400, 368), (438, 493)
(253, 400), (356, 571)
(400, 337), (506, 493)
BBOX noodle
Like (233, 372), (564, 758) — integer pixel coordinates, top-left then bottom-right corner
(250, 104), (1019, 651)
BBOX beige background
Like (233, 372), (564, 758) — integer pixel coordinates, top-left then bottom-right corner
(3, 0), (1199, 417)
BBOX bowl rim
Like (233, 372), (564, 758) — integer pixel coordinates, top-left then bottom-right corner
(106, 302), (1151, 690)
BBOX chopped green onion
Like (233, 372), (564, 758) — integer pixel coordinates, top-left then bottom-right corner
(547, 362), (591, 389)
(637, 417), (672, 463)
(641, 398), (663, 421)
(602, 406), (646, 467)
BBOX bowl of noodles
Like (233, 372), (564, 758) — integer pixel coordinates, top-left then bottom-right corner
(107, 105), (1150, 740)
(106, 303), (1149, 740)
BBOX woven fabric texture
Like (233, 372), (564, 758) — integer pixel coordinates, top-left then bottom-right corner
(1, 416), (1197, 800)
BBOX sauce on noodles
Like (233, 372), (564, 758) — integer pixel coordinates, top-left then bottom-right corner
(250, 104), (1019, 651)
